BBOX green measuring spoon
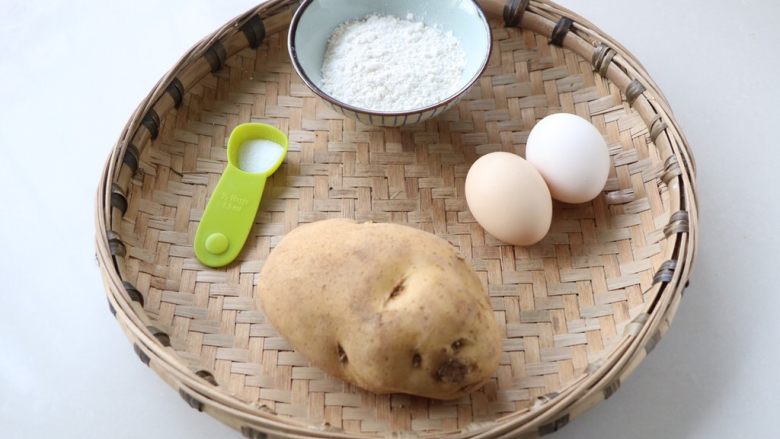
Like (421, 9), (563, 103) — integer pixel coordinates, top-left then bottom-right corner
(194, 123), (288, 267)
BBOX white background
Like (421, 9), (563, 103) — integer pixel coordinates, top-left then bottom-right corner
(1, 0), (778, 438)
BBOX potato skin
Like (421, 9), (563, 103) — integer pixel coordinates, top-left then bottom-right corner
(257, 219), (501, 400)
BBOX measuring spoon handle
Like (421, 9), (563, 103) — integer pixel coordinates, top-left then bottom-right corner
(194, 164), (266, 267)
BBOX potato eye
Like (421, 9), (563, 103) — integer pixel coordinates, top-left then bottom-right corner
(387, 279), (406, 301)
(412, 352), (422, 368)
(451, 338), (466, 351)
(434, 358), (468, 384)
(337, 344), (348, 364)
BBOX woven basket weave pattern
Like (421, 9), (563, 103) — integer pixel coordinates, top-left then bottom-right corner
(96, 1), (697, 437)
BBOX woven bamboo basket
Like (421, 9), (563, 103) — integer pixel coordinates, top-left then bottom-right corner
(95, 0), (698, 437)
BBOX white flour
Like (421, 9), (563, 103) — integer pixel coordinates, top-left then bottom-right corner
(320, 14), (466, 112)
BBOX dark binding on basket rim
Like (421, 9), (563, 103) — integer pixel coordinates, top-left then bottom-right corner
(122, 281), (144, 307)
(503, 0), (530, 27)
(241, 426), (268, 439)
(204, 41), (227, 73)
(122, 143), (139, 172)
(110, 183), (128, 215)
(626, 79), (646, 105)
(539, 413), (569, 435)
(592, 42), (616, 76)
(550, 16), (572, 46)
(664, 210), (690, 237)
(179, 388), (204, 411)
(653, 260), (678, 284)
(649, 114), (669, 142)
(133, 343), (150, 366)
(141, 109), (160, 139)
(241, 15), (266, 49)
(165, 77), (185, 108)
(106, 230), (125, 258)
(148, 326), (171, 347)
(196, 370), (219, 386)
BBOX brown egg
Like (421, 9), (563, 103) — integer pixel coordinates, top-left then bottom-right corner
(465, 152), (552, 246)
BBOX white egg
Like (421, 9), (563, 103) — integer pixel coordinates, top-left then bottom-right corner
(465, 152), (552, 246)
(526, 113), (610, 204)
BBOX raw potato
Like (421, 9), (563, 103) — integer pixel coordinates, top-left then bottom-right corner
(258, 219), (502, 400)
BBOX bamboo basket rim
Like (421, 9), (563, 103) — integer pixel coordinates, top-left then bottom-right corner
(95, 0), (698, 437)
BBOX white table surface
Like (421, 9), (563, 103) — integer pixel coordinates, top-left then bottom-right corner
(1, 0), (778, 437)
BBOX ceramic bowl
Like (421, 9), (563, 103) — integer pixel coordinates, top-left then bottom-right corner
(288, 0), (492, 127)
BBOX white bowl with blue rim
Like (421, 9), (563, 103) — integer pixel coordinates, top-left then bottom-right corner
(288, 0), (492, 127)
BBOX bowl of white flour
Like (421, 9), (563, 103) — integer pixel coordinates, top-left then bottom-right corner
(288, 0), (491, 126)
